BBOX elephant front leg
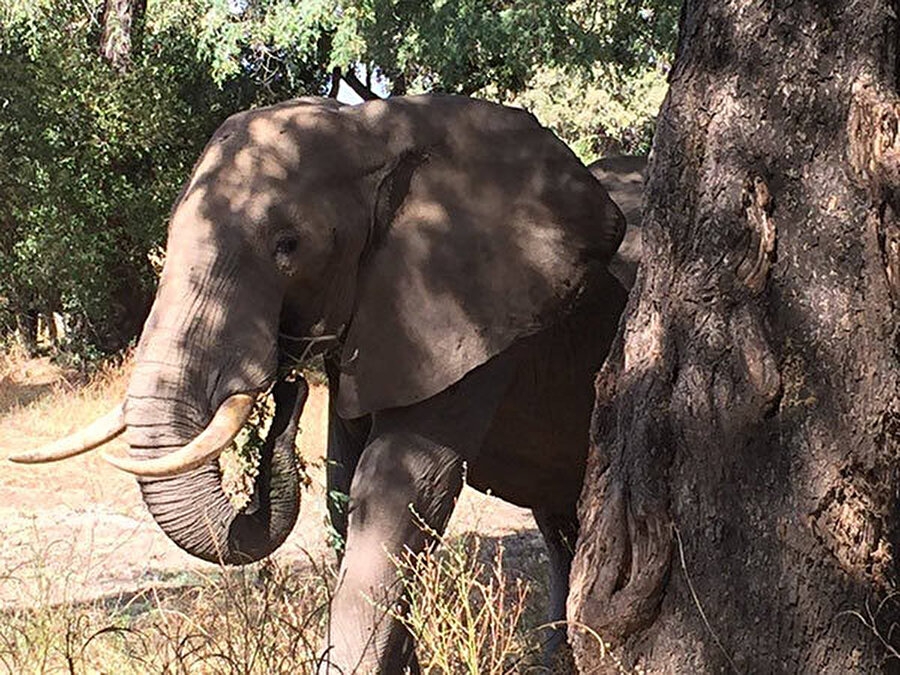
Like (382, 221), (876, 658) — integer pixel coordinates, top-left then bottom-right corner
(324, 357), (372, 553)
(321, 429), (464, 674)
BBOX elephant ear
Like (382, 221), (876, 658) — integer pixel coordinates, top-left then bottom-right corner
(335, 96), (625, 419)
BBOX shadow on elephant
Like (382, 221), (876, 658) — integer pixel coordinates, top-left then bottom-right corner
(11, 95), (646, 672)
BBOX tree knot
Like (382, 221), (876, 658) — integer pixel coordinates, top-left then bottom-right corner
(848, 78), (900, 304)
(848, 78), (900, 211)
(737, 175), (776, 293)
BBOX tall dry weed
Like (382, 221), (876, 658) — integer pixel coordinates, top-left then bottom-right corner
(389, 524), (540, 674)
(0, 548), (335, 674)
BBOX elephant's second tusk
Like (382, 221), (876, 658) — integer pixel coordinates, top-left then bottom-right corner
(9, 403), (126, 464)
(102, 393), (255, 478)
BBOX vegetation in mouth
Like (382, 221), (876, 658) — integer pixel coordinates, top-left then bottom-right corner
(220, 384), (312, 511)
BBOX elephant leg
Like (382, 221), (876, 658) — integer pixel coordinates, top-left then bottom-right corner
(325, 356), (372, 551)
(321, 353), (516, 673)
(322, 429), (464, 673)
(532, 506), (579, 668)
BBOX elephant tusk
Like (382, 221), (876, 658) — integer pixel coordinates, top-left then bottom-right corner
(102, 393), (255, 478)
(9, 403), (126, 464)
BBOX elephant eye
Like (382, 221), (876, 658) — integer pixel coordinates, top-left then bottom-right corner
(275, 236), (299, 257)
(274, 235), (300, 277)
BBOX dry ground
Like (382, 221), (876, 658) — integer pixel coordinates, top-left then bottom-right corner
(0, 350), (544, 609)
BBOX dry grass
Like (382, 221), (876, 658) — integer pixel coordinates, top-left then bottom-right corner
(0, 552), (335, 673)
(392, 530), (535, 674)
(0, 531), (555, 674)
(0, 344), (131, 445)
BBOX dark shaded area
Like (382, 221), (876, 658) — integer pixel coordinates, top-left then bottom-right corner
(0, 380), (55, 416)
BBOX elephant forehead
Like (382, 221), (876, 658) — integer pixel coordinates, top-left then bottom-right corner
(182, 148), (313, 227)
(176, 175), (280, 232)
(193, 101), (339, 173)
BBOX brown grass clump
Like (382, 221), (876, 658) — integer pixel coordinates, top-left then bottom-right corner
(389, 520), (545, 675)
(0, 552), (335, 674)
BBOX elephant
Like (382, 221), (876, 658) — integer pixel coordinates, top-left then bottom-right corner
(588, 155), (647, 290)
(11, 95), (635, 672)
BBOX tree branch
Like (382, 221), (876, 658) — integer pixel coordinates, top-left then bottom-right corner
(100, 0), (135, 71)
(327, 67), (341, 98)
(343, 68), (382, 101)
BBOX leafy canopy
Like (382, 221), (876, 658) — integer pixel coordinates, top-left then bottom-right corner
(0, 0), (329, 352)
(192, 0), (677, 96)
(0, 0), (677, 354)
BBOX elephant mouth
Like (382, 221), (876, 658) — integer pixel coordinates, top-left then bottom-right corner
(279, 321), (345, 365)
(105, 392), (258, 477)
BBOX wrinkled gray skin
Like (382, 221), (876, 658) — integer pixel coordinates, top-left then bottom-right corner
(325, 153), (646, 671)
(589, 155), (647, 290)
(121, 94), (638, 673)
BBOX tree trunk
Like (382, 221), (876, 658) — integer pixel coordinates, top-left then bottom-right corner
(569, 1), (900, 672)
(15, 309), (38, 355)
(100, 0), (145, 70)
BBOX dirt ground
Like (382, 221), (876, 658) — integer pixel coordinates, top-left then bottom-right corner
(0, 356), (543, 608)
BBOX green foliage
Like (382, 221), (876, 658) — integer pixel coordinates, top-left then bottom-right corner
(325, 486), (349, 554)
(0, 0), (678, 355)
(192, 0), (334, 90)
(195, 0), (679, 97)
(505, 64), (670, 163)
(0, 0), (328, 352)
(324, 0), (678, 96)
(336, 0), (596, 95)
(221, 387), (311, 510)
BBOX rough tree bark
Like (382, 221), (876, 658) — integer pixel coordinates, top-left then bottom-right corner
(569, 1), (900, 672)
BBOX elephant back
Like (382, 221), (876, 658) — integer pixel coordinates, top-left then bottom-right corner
(589, 155), (647, 290)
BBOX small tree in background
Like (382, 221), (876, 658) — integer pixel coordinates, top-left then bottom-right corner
(504, 64), (669, 163)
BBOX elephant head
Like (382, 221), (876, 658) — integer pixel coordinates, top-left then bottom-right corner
(11, 95), (625, 564)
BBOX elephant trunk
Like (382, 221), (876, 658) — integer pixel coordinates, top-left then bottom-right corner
(126, 379), (306, 565)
